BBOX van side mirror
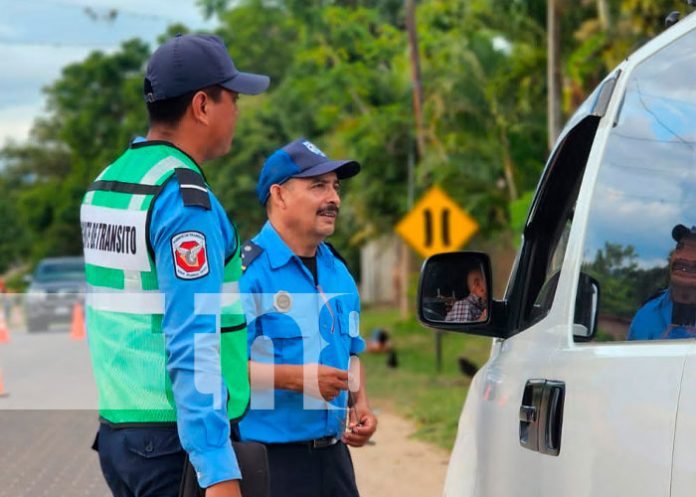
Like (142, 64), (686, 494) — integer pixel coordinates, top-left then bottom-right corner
(418, 252), (493, 328)
(573, 273), (600, 341)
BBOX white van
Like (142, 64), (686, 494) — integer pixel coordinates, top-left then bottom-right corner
(417, 12), (696, 497)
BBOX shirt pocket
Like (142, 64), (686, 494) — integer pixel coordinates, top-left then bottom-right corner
(335, 300), (359, 338)
(254, 313), (309, 364)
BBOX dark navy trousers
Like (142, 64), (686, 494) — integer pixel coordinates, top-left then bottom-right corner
(265, 442), (360, 497)
(95, 423), (186, 497)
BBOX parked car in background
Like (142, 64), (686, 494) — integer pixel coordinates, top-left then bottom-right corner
(24, 257), (85, 332)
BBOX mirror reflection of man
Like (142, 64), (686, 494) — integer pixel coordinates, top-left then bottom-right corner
(445, 267), (488, 322)
(628, 224), (696, 340)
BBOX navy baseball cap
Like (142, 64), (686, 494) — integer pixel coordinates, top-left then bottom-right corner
(144, 34), (270, 102)
(256, 138), (361, 204)
(673, 224), (696, 242)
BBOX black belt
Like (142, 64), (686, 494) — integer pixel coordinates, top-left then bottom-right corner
(269, 436), (340, 449)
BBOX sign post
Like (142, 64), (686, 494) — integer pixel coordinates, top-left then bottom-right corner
(395, 186), (479, 373)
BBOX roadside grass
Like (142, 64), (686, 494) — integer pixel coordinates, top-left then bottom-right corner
(359, 307), (492, 450)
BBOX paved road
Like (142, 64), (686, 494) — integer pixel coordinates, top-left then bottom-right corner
(0, 327), (109, 497)
(0, 326), (449, 497)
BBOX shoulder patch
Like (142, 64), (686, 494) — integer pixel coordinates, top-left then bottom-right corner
(241, 240), (264, 272)
(325, 242), (349, 269)
(175, 168), (211, 210)
(171, 231), (209, 280)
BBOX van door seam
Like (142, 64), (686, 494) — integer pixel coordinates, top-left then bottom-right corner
(668, 353), (688, 497)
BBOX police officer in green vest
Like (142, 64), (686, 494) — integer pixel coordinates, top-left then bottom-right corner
(80, 34), (269, 497)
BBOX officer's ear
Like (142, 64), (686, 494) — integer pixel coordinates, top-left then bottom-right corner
(190, 91), (211, 125)
(268, 184), (287, 209)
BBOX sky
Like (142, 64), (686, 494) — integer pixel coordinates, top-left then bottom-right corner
(0, 0), (217, 145)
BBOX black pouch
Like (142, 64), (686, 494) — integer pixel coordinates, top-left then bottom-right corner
(179, 441), (270, 497)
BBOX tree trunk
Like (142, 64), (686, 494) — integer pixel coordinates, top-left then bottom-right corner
(405, 0), (425, 160)
(547, 0), (563, 150)
(597, 0), (610, 30)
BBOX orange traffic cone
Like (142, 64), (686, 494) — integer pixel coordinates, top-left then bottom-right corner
(70, 302), (86, 341)
(0, 312), (9, 344)
(0, 368), (8, 398)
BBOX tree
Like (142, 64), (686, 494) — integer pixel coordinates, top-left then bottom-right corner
(583, 242), (669, 319)
(0, 39), (150, 262)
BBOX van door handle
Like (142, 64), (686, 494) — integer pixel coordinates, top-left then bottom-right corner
(539, 381), (565, 456)
(519, 380), (545, 452)
(519, 380), (565, 456)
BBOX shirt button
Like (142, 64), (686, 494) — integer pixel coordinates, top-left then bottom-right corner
(145, 441), (154, 453)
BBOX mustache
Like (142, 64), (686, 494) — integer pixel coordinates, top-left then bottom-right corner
(672, 259), (696, 273)
(317, 204), (340, 216)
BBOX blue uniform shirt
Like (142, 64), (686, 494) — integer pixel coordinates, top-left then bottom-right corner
(149, 164), (241, 487)
(628, 290), (696, 340)
(239, 221), (366, 444)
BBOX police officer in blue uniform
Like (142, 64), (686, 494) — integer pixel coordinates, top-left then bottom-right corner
(82, 34), (269, 497)
(628, 224), (696, 340)
(239, 139), (377, 497)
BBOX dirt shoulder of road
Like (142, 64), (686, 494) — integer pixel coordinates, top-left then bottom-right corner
(350, 405), (450, 497)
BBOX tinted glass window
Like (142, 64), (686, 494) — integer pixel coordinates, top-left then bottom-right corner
(35, 260), (85, 283)
(578, 29), (696, 342)
(512, 110), (601, 334)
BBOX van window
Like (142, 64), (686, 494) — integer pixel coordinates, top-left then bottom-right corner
(576, 29), (696, 342)
(516, 116), (599, 331)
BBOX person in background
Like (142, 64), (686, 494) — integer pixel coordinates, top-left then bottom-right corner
(445, 266), (488, 322)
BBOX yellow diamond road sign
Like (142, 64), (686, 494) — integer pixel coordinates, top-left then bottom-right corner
(395, 186), (479, 258)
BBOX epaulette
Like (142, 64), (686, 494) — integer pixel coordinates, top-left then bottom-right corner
(241, 240), (263, 272)
(175, 168), (211, 210)
(641, 288), (668, 307)
(325, 242), (349, 269)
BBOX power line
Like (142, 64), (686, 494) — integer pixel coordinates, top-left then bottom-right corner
(0, 0), (215, 49)
(1, 0), (193, 24)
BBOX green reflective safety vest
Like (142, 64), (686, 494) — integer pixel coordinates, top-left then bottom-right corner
(80, 142), (249, 425)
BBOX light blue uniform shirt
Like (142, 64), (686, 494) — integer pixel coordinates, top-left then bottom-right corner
(239, 221), (366, 443)
(628, 290), (696, 340)
(148, 145), (241, 487)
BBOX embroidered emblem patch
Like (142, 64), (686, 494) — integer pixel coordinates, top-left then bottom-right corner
(302, 140), (327, 157)
(171, 231), (209, 280)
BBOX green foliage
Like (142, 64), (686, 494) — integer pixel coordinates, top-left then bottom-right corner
(509, 190), (534, 247)
(1, 0), (688, 272)
(0, 39), (150, 265)
(567, 0), (684, 109)
(583, 242), (668, 320)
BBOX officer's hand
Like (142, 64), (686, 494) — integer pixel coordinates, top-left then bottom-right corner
(206, 479), (242, 497)
(342, 403), (377, 447)
(305, 364), (348, 401)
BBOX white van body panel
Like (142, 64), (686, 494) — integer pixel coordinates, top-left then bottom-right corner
(671, 345), (696, 497)
(443, 11), (696, 497)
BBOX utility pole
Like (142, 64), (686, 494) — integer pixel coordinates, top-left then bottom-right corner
(406, 0), (426, 160)
(401, 0), (425, 317)
(547, 0), (563, 149)
(596, 0), (610, 31)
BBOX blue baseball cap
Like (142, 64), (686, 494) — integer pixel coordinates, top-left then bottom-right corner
(144, 34), (270, 102)
(256, 138), (361, 205)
